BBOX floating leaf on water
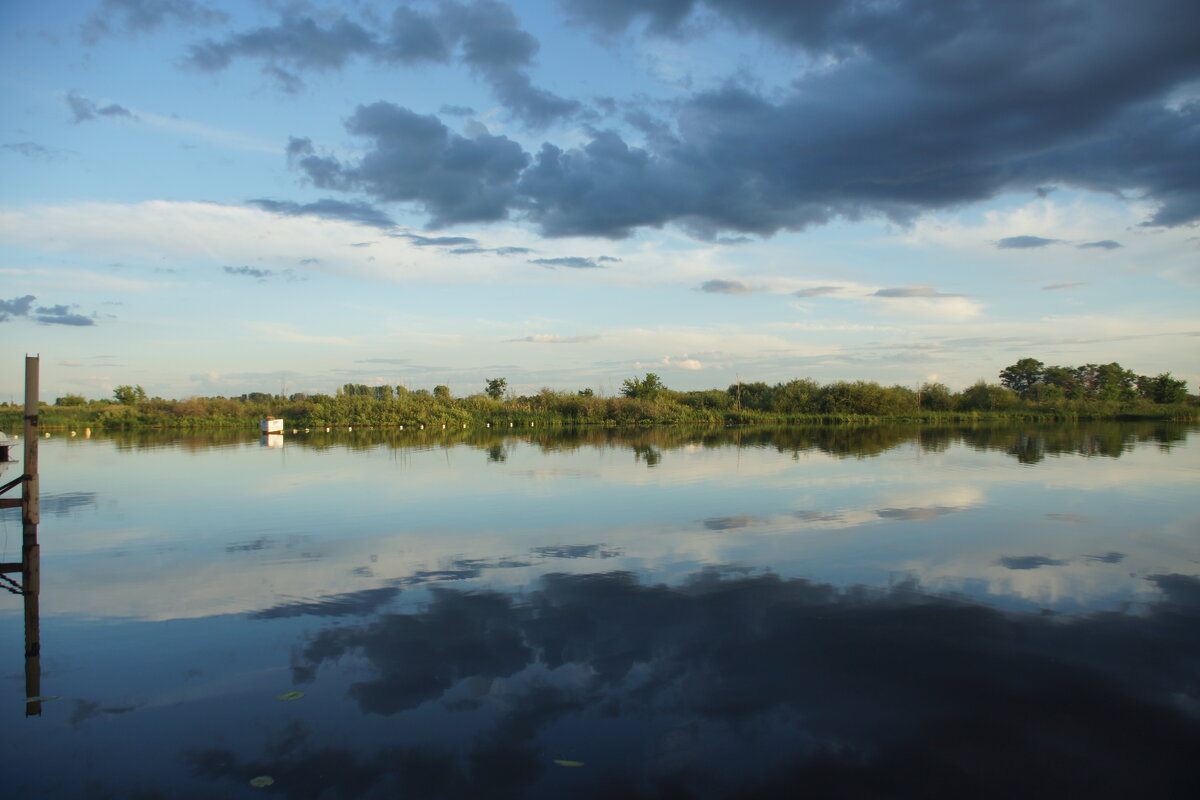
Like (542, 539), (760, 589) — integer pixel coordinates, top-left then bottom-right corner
(25, 696), (59, 703)
(250, 775), (275, 787)
(553, 759), (585, 768)
(277, 691), (305, 702)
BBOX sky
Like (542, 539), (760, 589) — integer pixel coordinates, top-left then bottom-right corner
(1, 0), (1198, 401)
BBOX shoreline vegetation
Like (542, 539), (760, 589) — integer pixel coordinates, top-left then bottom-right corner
(2, 360), (1194, 430)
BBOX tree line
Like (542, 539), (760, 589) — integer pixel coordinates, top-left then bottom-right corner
(4, 359), (1192, 429)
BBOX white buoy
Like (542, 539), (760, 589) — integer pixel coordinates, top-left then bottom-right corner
(70, 431), (76, 437)
(292, 429), (298, 434)
(304, 428), (310, 433)
(348, 426), (353, 432)
(85, 428), (91, 438)
(325, 427), (331, 432)
(420, 424), (424, 430)
(441, 423), (446, 429)
(399, 425), (404, 430)
(462, 423), (467, 429)
(486, 423), (490, 428)
(509, 422), (513, 428)
(44, 432), (50, 438)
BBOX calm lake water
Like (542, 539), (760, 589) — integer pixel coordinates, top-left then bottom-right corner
(2, 423), (1198, 798)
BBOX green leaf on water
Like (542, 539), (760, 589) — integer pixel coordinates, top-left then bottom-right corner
(25, 695), (59, 703)
(277, 691), (305, 702)
(553, 759), (585, 768)
(250, 775), (275, 787)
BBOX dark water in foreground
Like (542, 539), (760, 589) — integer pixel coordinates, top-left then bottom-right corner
(2, 423), (1198, 798)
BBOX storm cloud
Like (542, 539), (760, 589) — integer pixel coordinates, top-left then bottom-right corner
(284, 0), (1199, 238)
(186, 1), (579, 127)
(288, 104), (529, 227)
(83, 0), (228, 43)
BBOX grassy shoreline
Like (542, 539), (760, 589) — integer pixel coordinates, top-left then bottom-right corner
(3, 402), (1194, 431)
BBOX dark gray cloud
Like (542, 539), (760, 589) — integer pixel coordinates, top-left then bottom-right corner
(996, 235), (1063, 249)
(528, 256), (607, 269)
(83, 0), (228, 44)
(1079, 239), (1123, 249)
(439, 104), (477, 117)
(187, 1), (578, 127)
(699, 278), (752, 295)
(187, 15), (375, 72)
(291, 0), (1200, 237)
(872, 285), (960, 298)
(999, 555), (1069, 570)
(5, 298), (98, 327)
(0, 295), (36, 322)
(247, 198), (395, 229)
(288, 104), (529, 227)
(35, 305), (96, 326)
(66, 91), (136, 124)
(1084, 551), (1127, 564)
(794, 285), (841, 298)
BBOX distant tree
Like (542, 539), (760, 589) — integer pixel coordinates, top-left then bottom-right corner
(620, 373), (665, 399)
(55, 394), (87, 406)
(999, 358), (1044, 398)
(433, 385), (451, 400)
(113, 384), (146, 405)
(485, 377), (507, 400)
(1041, 365), (1081, 399)
(728, 381), (772, 411)
(959, 381), (1019, 411)
(373, 385), (394, 401)
(577, 387), (594, 397)
(918, 382), (953, 411)
(1136, 373), (1188, 404)
(1075, 362), (1136, 401)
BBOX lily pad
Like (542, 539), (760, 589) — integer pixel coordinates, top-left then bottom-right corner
(250, 775), (275, 787)
(24, 695), (59, 703)
(277, 691), (305, 702)
(553, 759), (585, 768)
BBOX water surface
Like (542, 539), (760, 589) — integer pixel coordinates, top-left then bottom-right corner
(2, 423), (1198, 797)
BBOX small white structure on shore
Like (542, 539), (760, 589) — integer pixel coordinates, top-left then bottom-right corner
(260, 417), (284, 434)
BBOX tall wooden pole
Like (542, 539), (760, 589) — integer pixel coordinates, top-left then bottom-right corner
(22, 356), (40, 717)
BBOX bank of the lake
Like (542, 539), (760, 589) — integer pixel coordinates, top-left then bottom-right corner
(2, 396), (1196, 431)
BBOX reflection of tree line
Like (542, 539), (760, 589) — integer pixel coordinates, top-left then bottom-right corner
(82, 422), (1194, 464)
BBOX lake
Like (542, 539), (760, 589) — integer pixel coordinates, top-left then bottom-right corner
(2, 422), (1198, 798)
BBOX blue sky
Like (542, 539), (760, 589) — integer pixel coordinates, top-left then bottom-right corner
(1, 0), (1198, 401)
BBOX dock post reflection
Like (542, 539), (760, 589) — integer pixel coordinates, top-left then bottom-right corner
(0, 356), (41, 716)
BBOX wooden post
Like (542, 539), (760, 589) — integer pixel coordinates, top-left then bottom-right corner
(23, 356), (41, 716)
